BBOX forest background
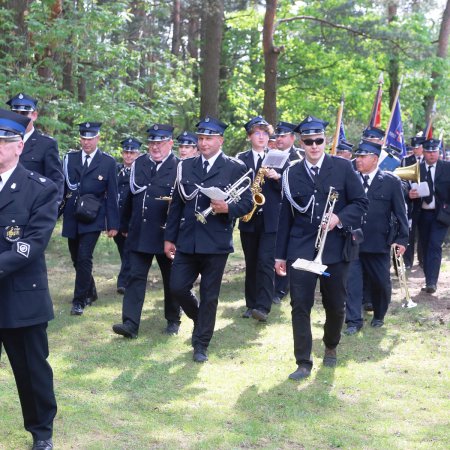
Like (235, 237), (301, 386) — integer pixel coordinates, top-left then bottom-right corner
(0, 0), (449, 156)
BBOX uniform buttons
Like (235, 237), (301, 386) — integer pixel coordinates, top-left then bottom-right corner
(143, 219), (147, 222)
(32, 284), (36, 288)
(314, 190), (317, 193)
(145, 207), (148, 210)
(316, 216), (321, 219)
(30, 172), (34, 175)
(11, 219), (15, 223)
(201, 183), (204, 186)
(316, 203), (319, 206)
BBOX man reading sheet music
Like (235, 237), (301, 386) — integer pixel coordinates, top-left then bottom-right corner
(275, 116), (368, 381)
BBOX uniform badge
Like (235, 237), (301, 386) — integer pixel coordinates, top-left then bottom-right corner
(183, 131), (187, 136)
(11, 183), (16, 189)
(86, 122), (91, 128)
(16, 241), (30, 258)
(205, 117), (210, 122)
(19, 93), (24, 99)
(154, 124), (159, 130)
(307, 116), (312, 122)
(4, 225), (22, 242)
(98, 175), (104, 180)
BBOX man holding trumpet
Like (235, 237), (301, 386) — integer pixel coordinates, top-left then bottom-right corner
(164, 117), (253, 363)
(275, 116), (368, 381)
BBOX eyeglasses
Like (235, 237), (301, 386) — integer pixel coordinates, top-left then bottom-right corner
(251, 131), (269, 137)
(302, 138), (325, 146)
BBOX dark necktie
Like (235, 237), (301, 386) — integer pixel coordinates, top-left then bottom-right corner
(362, 174), (370, 191)
(203, 160), (209, 176)
(81, 154), (90, 176)
(310, 166), (319, 181)
(424, 165), (434, 204)
(256, 154), (263, 171)
(0, 175), (2, 191)
(151, 161), (161, 177)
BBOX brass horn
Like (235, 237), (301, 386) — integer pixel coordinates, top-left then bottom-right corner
(393, 161), (420, 184)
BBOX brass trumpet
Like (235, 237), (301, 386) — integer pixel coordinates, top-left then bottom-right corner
(292, 186), (339, 276)
(391, 247), (417, 308)
(195, 169), (252, 224)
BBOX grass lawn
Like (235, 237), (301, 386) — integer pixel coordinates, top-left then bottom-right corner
(1, 227), (449, 449)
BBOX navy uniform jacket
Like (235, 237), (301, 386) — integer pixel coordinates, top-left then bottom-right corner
(276, 154), (368, 264)
(165, 153), (253, 254)
(289, 146), (304, 161)
(122, 153), (178, 254)
(359, 170), (409, 254)
(401, 154), (420, 167)
(237, 149), (282, 233)
(0, 164), (58, 328)
(411, 160), (450, 220)
(20, 129), (64, 202)
(62, 149), (120, 239)
(117, 163), (131, 231)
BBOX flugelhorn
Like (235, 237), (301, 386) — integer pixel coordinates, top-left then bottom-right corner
(393, 161), (420, 183)
(195, 169), (252, 224)
(292, 186), (339, 276)
(391, 246), (417, 308)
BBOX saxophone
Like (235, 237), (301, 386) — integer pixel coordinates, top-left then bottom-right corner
(241, 167), (268, 222)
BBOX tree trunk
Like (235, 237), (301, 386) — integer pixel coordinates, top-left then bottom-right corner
(171, 0), (181, 56)
(387, 1), (399, 110)
(262, 0), (282, 126)
(424, 0), (450, 121)
(187, 4), (201, 97)
(199, 0), (224, 118)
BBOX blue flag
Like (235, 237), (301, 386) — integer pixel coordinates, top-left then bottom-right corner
(339, 121), (346, 143)
(385, 98), (406, 157)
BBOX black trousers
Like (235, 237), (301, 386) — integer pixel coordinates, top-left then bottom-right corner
(122, 251), (180, 332)
(345, 259), (364, 328)
(289, 261), (349, 368)
(418, 209), (449, 287)
(113, 233), (131, 288)
(68, 231), (101, 304)
(170, 252), (228, 349)
(359, 252), (391, 321)
(0, 324), (57, 441)
(240, 216), (276, 313)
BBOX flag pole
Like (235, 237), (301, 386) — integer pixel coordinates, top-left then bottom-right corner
(330, 94), (344, 156)
(382, 75), (403, 150)
(368, 72), (384, 128)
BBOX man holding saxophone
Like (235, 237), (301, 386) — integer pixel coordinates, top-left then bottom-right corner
(275, 116), (368, 381)
(164, 117), (253, 363)
(237, 116), (283, 322)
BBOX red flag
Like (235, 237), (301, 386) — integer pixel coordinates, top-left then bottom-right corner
(368, 72), (383, 128)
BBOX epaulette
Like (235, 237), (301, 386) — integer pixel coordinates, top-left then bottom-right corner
(67, 149), (80, 154)
(28, 171), (49, 185)
(229, 155), (245, 165)
(236, 150), (247, 157)
(39, 133), (56, 142)
(101, 151), (115, 160)
(383, 170), (401, 181)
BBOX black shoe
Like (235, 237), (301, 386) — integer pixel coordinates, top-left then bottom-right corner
(241, 308), (252, 318)
(344, 326), (361, 336)
(370, 318), (384, 328)
(112, 323), (138, 339)
(272, 296), (282, 305)
(288, 366), (311, 380)
(32, 439), (53, 450)
(364, 302), (373, 312)
(193, 346), (208, 363)
(117, 286), (126, 295)
(323, 347), (337, 367)
(425, 285), (437, 294)
(163, 321), (180, 335)
(70, 303), (84, 316)
(251, 309), (268, 322)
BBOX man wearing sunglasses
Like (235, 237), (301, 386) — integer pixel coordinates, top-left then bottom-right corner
(275, 116), (368, 381)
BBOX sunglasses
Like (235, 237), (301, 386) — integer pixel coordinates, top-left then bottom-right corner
(302, 138), (325, 146)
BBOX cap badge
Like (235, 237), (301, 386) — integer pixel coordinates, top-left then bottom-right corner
(86, 122), (90, 128)
(205, 117), (210, 122)
(128, 138), (132, 143)
(154, 125), (158, 130)
(307, 116), (312, 122)
(183, 131), (187, 136)
(19, 94), (24, 99)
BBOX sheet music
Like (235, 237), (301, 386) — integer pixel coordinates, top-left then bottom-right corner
(411, 182), (430, 197)
(262, 150), (290, 169)
(195, 185), (229, 200)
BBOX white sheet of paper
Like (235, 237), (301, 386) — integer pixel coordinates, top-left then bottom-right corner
(263, 150), (290, 169)
(195, 185), (228, 200)
(411, 182), (430, 197)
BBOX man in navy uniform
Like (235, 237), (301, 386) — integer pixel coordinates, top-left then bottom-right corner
(114, 137), (142, 294)
(362, 126), (385, 145)
(62, 122), (119, 315)
(335, 139), (354, 160)
(177, 131), (199, 159)
(164, 117), (253, 362)
(272, 121), (304, 304)
(237, 116), (283, 322)
(112, 124), (181, 338)
(344, 141), (408, 334)
(410, 138), (450, 293)
(0, 108), (58, 450)
(6, 93), (64, 202)
(275, 116), (368, 380)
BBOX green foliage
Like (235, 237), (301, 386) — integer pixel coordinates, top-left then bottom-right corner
(0, 0), (448, 156)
